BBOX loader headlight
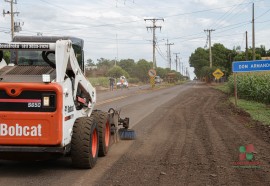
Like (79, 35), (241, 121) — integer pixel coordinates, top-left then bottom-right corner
(43, 96), (50, 106)
(42, 74), (51, 83)
(42, 94), (56, 108)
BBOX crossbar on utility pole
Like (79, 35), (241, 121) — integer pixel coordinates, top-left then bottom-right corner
(165, 39), (174, 70)
(144, 18), (164, 69)
(3, 0), (19, 41)
(204, 29), (215, 68)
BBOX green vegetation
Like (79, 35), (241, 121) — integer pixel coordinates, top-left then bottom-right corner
(88, 77), (109, 87)
(229, 97), (270, 125)
(107, 66), (129, 78)
(189, 44), (270, 81)
(214, 83), (270, 125)
(86, 58), (186, 84)
(3, 51), (10, 63)
(213, 83), (230, 94)
(227, 73), (270, 104)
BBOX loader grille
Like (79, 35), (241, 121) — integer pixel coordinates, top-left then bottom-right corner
(5, 66), (54, 75)
(0, 66), (56, 83)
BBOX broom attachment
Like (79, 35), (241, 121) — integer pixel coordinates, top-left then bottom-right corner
(108, 108), (136, 141)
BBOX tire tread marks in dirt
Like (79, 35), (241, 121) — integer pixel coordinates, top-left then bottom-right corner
(96, 84), (270, 186)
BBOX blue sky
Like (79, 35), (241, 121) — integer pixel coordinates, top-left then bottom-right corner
(1, 0), (270, 78)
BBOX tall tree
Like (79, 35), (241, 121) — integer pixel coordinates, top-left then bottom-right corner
(86, 59), (95, 66)
(107, 66), (129, 78)
(189, 47), (209, 78)
(255, 45), (266, 57)
(134, 59), (152, 82)
(118, 59), (136, 77)
(96, 58), (114, 69)
(234, 49), (261, 61)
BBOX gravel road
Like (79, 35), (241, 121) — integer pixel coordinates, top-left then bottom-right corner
(96, 83), (270, 186)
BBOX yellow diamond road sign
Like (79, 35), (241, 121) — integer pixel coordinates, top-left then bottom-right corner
(213, 69), (224, 80)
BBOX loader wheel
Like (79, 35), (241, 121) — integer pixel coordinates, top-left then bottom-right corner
(71, 117), (99, 169)
(92, 110), (111, 157)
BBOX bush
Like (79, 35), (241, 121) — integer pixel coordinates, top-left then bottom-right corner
(107, 66), (129, 79)
(88, 77), (110, 87)
(127, 78), (140, 84)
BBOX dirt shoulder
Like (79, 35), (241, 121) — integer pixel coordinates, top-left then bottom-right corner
(95, 83), (270, 186)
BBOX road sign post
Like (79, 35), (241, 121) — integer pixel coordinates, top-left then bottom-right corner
(148, 69), (156, 88)
(232, 60), (270, 106)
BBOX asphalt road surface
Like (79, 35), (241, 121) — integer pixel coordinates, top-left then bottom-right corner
(0, 82), (269, 186)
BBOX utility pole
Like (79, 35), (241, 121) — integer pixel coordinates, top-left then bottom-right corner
(144, 18), (164, 69)
(182, 63), (184, 76)
(204, 29), (215, 68)
(252, 3), (256, 60)
(245, 31), (248, 61)
(179, 59), (182, 75)
(173, 52), (180, 71)
(179, 57), (181, 74)
(3, 0), (19, 41)
(116, 34), (118, 65)
(165, 39), (174, 70)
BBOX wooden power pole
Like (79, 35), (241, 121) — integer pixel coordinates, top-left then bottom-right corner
(144, 18), (164, 69)
(204, 29), (215, 68)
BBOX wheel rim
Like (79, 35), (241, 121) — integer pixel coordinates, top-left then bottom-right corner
(105, 121), (110, 147)
(92, 129), (98, 157)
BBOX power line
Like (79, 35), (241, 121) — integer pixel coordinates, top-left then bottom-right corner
(163, 0), (263, 18)
(209, 0), (248, 29)
(155, 45), (167, 63)
(255, 7), (270, 20)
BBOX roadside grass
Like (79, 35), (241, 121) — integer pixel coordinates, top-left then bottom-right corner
(213, 82), (230, 94)
(88, 77), (189, 90)
(155, 80), (188, 88)
(229, 97), (270, 125)
(88, 77), (109, 88)
(214, 83), (270, 125)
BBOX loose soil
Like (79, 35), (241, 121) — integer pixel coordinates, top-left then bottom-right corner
(96, 83), (270, 186)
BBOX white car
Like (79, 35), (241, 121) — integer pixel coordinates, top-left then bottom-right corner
(155, 76), (162, 84)
(117, 79), (128, 88)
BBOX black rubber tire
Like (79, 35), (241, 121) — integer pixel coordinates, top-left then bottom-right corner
(92, 110), (111, 157)
(71, 117), (99, 169)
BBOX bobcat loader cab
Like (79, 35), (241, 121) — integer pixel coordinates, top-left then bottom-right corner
(0, 36), (133, 168)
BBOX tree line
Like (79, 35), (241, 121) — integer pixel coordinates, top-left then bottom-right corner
(86, 58), (186, 83)
(189, 44), (270, 80)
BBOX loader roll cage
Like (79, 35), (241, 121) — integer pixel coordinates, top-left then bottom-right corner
(0, 36), (85, 72)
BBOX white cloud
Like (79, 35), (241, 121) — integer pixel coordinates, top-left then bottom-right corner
(1, 0), (270, 79)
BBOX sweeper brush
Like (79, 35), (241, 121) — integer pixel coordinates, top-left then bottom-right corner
(108, 108), (136, 141)
(118, 128), (136, 140)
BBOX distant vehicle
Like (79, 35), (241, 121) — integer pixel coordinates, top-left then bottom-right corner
(155, 76), (162, 84)
(117, 76), (128, 88)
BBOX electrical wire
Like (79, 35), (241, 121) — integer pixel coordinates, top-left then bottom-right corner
(209, 0), (248, 29)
